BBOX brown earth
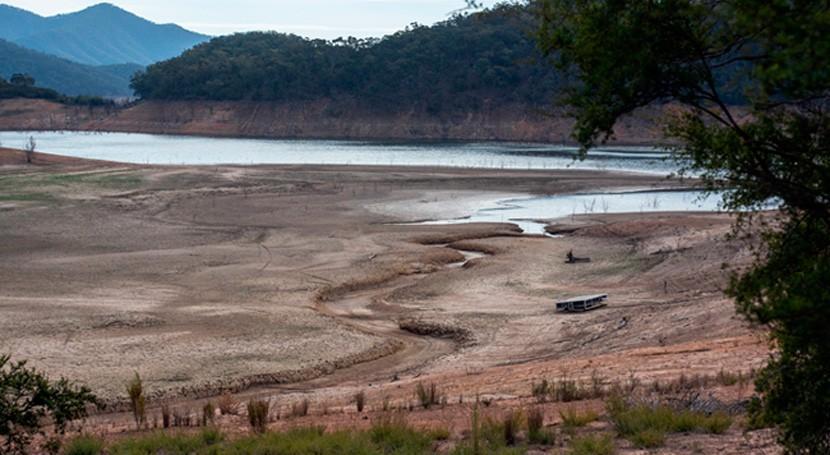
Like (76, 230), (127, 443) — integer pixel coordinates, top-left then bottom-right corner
(0, 149), (777, 453)
(0, 98), (670, 143)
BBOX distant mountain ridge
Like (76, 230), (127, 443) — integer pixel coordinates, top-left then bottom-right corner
(0, 39), (140, 96)
(0, 3), (210, 66)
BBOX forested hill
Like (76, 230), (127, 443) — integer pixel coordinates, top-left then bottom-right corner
(131, 5), (562, 113)
(0, 39), (140, 97)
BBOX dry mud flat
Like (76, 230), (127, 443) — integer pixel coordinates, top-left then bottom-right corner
(0, 150), (773, 451)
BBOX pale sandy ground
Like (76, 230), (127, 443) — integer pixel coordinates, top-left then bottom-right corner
(0, 149), (778, 453)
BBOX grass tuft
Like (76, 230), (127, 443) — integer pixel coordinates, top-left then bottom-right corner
(607, 396), (733, 448)
(569, 433), (616, 455)
(63, 435), (104, 455)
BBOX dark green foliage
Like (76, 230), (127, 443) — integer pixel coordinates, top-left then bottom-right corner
(0, 355), (97, 454)
(538, 1), (830, 452)
(131, 5), (562, 113)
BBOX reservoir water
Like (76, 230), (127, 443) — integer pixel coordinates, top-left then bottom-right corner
(411, 190), (725, 235)
(0, 131), (676, 174)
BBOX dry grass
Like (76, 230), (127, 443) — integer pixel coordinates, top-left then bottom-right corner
(291, 399), (310, 417)
(415, 382), (442, 409)
(217, 393), (238, 415)
(560, 407), (599, 428)
(247, 399), (270, 434)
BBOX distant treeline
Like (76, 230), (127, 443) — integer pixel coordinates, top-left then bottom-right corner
(0, 74), (114, 106)
(131, 5), (563, 113)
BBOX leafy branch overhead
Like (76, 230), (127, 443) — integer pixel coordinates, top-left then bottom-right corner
(0, 355), (97, 454)
(537, 1), (830, 453)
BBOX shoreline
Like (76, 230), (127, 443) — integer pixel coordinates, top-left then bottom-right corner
(0, 98), (672, 145)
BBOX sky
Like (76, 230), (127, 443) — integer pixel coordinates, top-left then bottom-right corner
(5, 0), (498, 39)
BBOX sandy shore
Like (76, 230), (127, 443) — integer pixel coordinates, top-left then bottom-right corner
(0, 149), (772, 451)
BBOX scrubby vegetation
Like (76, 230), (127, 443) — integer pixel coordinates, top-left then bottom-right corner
(607, 396), (732, 449)
(246, 399), (270, 434)
(0, 73), (115, 105)
(60, 421), (449, 455)
(568, 433), (615, 455)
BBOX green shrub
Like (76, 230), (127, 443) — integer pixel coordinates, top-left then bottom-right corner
(569, 433), (615, 455)
(63, 435), (104, 455)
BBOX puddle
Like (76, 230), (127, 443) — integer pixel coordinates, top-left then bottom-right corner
(447, 249), (488, 269)
(409, 190), (729, 235)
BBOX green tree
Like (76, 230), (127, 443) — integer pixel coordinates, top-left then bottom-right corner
(9, 73), (35, 88)
(537, 1), (830, 453)
(0, 355), (97, 454)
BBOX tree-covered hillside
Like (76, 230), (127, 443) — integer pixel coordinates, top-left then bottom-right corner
(0, 39), (139, 97)
(131, 5), (562, 112)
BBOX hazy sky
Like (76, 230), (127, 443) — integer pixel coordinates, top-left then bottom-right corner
(5, 1), (497, 39)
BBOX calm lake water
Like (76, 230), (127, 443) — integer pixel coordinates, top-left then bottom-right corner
(414, 190), (725, 235)
(0, 131), (677, 174)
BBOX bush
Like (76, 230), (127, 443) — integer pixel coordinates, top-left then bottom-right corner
(0, 355), (96, 454)
(63, 435), (104, 455)
(355, 390), (366, 413)
(247, 399), (270, 433)
(569, 433), (615, 455)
